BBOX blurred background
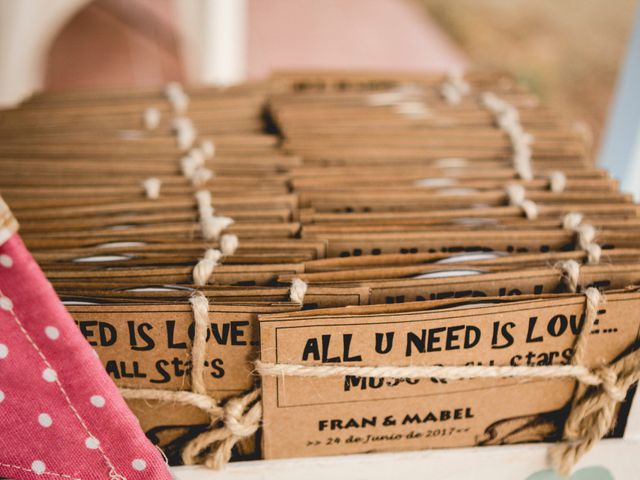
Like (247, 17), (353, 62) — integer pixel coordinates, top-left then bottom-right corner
(0, 0), (637, 149)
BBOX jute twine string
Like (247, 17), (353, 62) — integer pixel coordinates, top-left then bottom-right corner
(364, 83), (429, 119)
(549, 349), (640, 476)
(172, 114), (232, 241)
(173, 106), (244, 461)
(481, 92), (533, 181)
(506, 183), (538, 219)
(167, 85), (215, 187)
(256, 288), (640, 476)
(172, 117), (196, 151)
(200, 139), (216, 159)
(549, 288), (640, 475)
(180, 148), (204, 177)
(501, 192), (601, 266)
(120, 291), (261, 469)
(88, 86), (236, 468)
(289, 278), (308, 304)
(193, 249), (223, 287)
(191, 167), (214, 187)
(394, 100), (429, 119)
(483, 93), (569, 194)
(194, 189), (234, 241)
(557, 259), (581, 294)
(220, 234), (239, 257)
(562, 213), (602, 265)
(181, 389), (261, 469)
(165, 82), (189, 115)
(142, 107), (161, 131)
(440, 71), (470, 105)
(170, 108), (233, 242)
(189, 293), (209, 395)
(142, 177), (161, 200)
(116, 287), (639, 473)
(192, 234), (240, 286)
(548, 170), (567, 193)
(366, 84), (424, 107)
(123, 106), (246, 468)
(118, 279), (309, 468)
(554, 245), (599, 294)
(125, 101), (621, 472)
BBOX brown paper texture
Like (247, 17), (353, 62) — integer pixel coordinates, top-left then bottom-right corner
(67, 303), (298, 394)
(259, 290), (640, 459)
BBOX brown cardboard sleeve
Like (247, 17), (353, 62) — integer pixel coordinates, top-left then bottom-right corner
(259, 291), (640, 459)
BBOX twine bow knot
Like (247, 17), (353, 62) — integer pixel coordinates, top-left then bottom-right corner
(550, 347), (640, 476)
(594, 366), (626, 402)
(181, 389), (261, 469)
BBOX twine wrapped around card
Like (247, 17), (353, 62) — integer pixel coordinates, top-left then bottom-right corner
(117, 284), (306, 468)
(142, 107), (161, 131)
(482, 92), (533, 181)
(256, 288), (640, 476)
(557, 259), (581, 293)
(192, 234), (240, 286)
(506, 183), (538, 219)
(121, 106), (257, 468)
(119, 287), (639, 474)
(172, 117), (196, 151)
(289, 278), (308, 304)
(165, 82), (189, 115)
(562, 213), (602, 264)
(115, 87), (634, 473)
(548, 170), (567, 193)
(126, 105), (253, 466)
(120, 291), (262, 469)
(194, 190), (235, 241)
(142, 177), (161, 200)
(440, 71), (470, 105)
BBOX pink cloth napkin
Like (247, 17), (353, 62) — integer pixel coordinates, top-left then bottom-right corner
(0, 225), (173, 479)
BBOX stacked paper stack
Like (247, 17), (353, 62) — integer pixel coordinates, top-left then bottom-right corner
(0, 71), (638, 475)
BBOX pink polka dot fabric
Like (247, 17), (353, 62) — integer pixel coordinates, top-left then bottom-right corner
(0, 233), (173, 480)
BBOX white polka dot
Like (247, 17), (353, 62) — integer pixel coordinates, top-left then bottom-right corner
(85, 437), (100, 449)
(0, 344), (7, 359)
(0, 390), (4, 403)
(42, 368), (57, 382)
(0, 254), (12, 268)
(131, 459), (147, 471)
(31, 460), (46, 474)
(90, 395), (105, 408)
(38, 413), (52, 428)
(0, 296), (13, 311)
(45, 326), (60, 340)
